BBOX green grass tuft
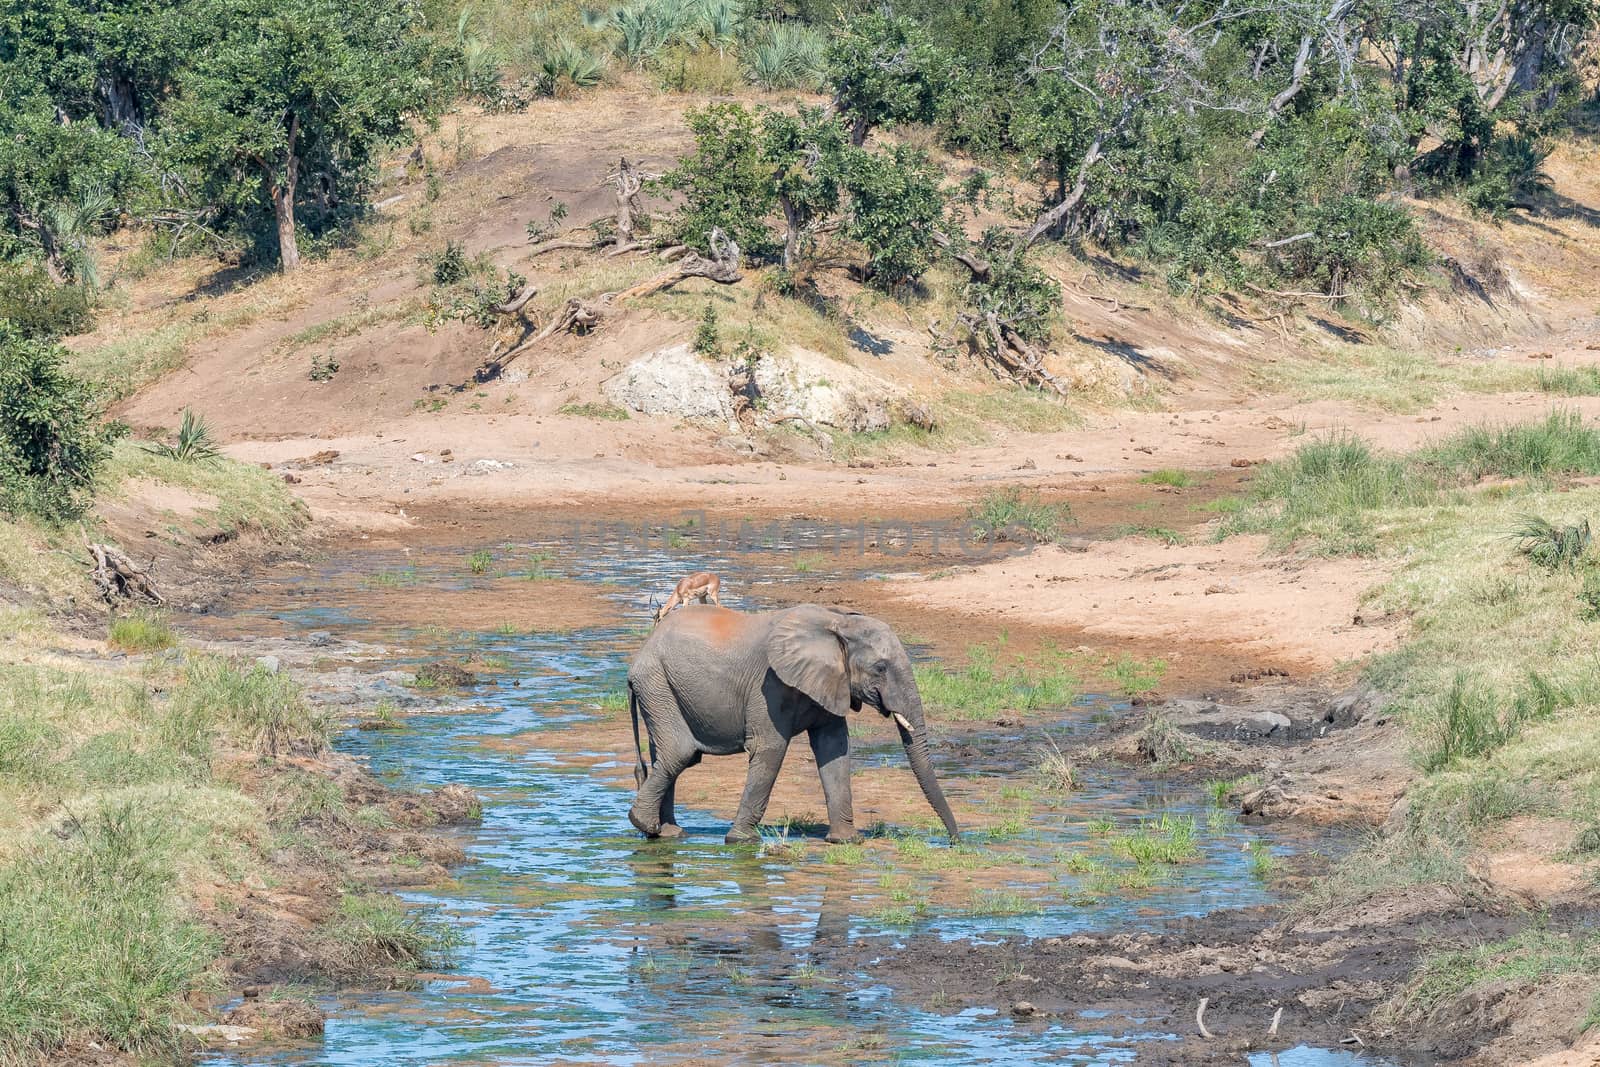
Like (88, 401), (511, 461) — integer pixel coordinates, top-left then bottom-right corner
(915, 641), (1079, 721)
(1139, 469), (1196, 488)
(108, 611), (175, 653)
(968, 487), (1071, 544)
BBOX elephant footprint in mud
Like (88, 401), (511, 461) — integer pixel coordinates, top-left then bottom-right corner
(625, 603), (961, 844)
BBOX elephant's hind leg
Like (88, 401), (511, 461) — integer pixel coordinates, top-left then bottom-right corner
(657, 750), (700, 836)
(629, 684), (698, 839)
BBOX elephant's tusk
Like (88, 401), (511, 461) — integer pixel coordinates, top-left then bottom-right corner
(892, 712), (914, 733)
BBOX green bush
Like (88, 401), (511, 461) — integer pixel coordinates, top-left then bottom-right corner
(841, 145), (944, 288)
(0, 323), (114, 521)
(0, 264), (93, 339)
(656, 103), (777, 257)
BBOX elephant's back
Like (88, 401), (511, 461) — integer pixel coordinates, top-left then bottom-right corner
(630, 606), (770, 753)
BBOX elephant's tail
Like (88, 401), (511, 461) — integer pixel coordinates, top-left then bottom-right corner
(629, 684), (647, 790)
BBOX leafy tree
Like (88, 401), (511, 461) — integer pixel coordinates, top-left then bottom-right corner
(156, 0), (441, 271)
(0, 322), (113, 521)
(657, 103), (779, 258)
(841, 145), (944, 287)
(825, 13), (957, 145)
(0, 94), (135, 283)
(761, 106), (848, 270)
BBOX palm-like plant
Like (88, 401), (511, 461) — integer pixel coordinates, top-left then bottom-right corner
(145, 409), (221, 463)
(1508, 514), (1592, 571)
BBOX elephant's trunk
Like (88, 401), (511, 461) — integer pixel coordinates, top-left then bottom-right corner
(891, 691), (960, 842)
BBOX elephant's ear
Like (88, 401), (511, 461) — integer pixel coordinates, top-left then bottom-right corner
(769, 606), (850, 716)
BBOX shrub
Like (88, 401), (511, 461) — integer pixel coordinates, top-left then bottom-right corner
(424, 241), (471, 285)
(841, 144), (944, 288)
(537, 39), (605, 94)
(692, 302), (721, 356)
(743, 22), (826, 90)
(656, 103), (777, 257)
(0, 323), (114, 521)
(0, 263), (94, 339)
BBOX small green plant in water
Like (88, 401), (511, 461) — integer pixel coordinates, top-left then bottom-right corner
(968, 487), (1070, 544)
(467, 549), (493, 575)
(1248, 840), (1275, 880)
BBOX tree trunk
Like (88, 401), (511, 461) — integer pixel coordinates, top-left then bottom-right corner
(849, 113), (870, 147)
(97, 73), (144, 142)
(779, 194), (800, 270)
(270, 113), (301, 272)
(1020, 131), (1107, 250)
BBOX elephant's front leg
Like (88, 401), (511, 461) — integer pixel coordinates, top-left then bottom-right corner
(726, 736), (791, 844)
(809, 717), (856, 844)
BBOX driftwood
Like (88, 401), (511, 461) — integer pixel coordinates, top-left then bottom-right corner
(85, 541), (163, 605)
(608, 156), (647, 250)
(955, 311), (1070, 398)
(478, 229), (741, 380)
(613, 228), (742, 301)
(527, 234), (602, 257)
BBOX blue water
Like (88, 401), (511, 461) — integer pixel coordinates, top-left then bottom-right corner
(205, 532), (1407, 1066)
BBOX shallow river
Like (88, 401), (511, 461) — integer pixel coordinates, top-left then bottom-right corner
(206, 527), (1401, 1067)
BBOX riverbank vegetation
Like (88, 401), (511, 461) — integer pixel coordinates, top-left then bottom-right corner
(0, 327), (464, 1063)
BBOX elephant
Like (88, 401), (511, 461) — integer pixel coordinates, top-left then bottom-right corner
(624, 603), (961, 845)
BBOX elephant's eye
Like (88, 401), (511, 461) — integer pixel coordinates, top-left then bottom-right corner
(873, 658), (889, 673)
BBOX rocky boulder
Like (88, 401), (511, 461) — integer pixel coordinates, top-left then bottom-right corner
(603, 343), (734, 423)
